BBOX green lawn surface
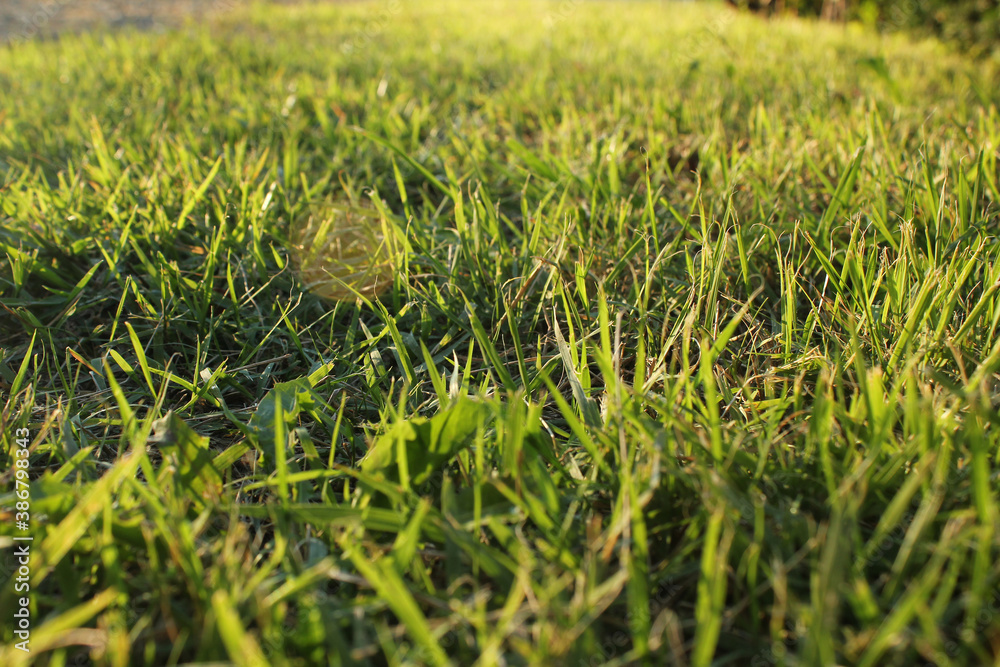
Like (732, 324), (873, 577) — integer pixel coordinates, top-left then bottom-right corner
(1, 1), (1000, 665)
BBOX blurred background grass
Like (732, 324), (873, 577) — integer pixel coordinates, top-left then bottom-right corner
(2, 0), (997, 55)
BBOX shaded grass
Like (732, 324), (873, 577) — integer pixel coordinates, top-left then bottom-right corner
(2, 1), (1000, 665)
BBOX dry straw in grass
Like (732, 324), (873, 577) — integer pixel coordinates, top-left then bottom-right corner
(289, 198), (396, 301)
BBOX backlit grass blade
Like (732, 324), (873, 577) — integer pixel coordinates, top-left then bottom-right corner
(692, 510), (732, 667)
(211, 590), (269, 667)
(344, 548), (452, 667)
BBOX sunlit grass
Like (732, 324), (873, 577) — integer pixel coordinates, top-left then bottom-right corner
(1, 1), (999, 665)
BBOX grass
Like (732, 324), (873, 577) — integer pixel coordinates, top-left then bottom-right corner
(1, 0), (1000, 664)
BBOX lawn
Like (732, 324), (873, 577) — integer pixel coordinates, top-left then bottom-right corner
(1, 0), (1000, 665)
